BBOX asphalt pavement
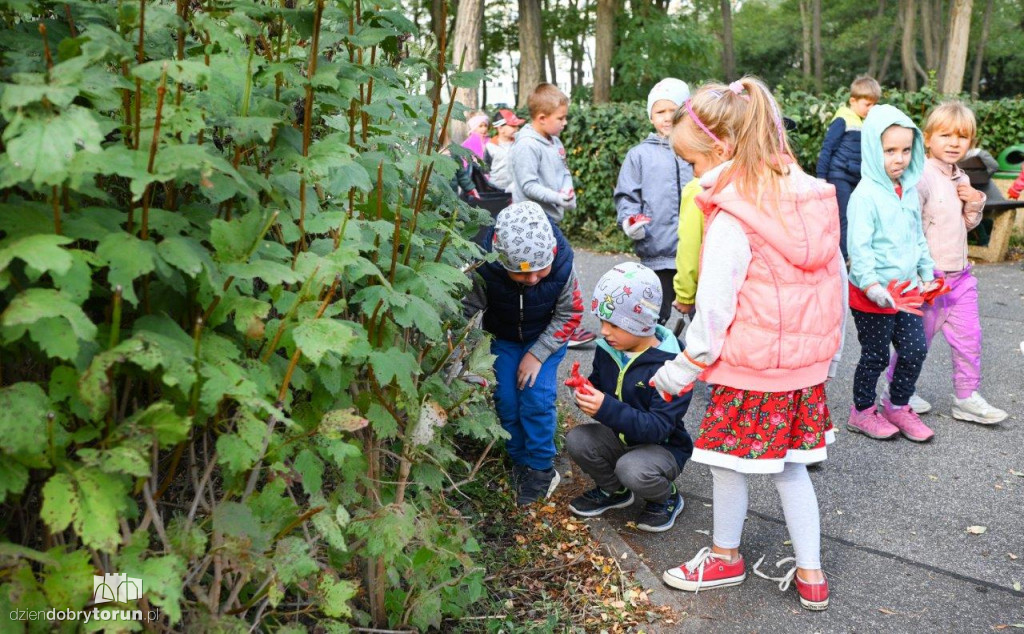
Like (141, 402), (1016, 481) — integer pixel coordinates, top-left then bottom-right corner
(557, 249), (1024, 633)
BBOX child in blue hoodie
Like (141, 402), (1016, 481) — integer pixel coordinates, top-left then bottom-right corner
(846, 105), (940, 444)
(615, 78), (695, 324)
(565, 263), (693, 532)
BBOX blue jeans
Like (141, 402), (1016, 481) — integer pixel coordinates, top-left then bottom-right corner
(491, 338), (567, 470)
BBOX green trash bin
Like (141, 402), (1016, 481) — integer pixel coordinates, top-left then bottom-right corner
(995, 144), (1024, 179)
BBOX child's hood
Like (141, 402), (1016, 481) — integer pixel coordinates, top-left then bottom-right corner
(516, 123), (555, 146)
(641, 133), (671, 148)
(699, 162), (840, 271)
(860, 104), (924, 190)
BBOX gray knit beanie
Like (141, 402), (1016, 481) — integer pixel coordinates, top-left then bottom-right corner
(591, 262), (661, 336)
(493, 202), (557, 272)
(647, 78), (690, 117)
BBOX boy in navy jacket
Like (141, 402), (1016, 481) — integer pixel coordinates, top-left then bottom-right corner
(463, 202), (584, 506)
(566, 263), (692, 532)
(816, 75), (880, 259)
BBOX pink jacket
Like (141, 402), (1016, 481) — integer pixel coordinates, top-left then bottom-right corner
(698, 172), (845, 392)
(918, 158), (985, 273)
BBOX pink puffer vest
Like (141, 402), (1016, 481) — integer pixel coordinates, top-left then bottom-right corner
(698, 171), (844, 392)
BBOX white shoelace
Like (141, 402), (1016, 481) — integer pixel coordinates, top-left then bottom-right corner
(752, 555), (797, 591)
(678, 546), (736, 595)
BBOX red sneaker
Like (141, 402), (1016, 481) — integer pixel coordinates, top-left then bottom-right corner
(662, 547), (746, 592)
(753, 556), (829, 611)
(567, 327), (597, 348)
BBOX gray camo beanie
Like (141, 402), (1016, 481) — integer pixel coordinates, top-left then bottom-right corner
(591, 262), (661, 336)
(493, 202), (557, 272)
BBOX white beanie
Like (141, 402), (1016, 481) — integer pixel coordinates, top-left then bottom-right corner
(591, 262), (661, 336)
(493, 202), (557, 272)
(647, 78), (690, 117)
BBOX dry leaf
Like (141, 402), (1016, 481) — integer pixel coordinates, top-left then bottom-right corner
(1010, 469), (1024, 478)
(621, 552), (628, 559)
(1009, 552), (1018, 560)
(783, 539), (793, 545)
(966, 525), (988, 535)
(694, 529), (710, 536)
(879, 608), (897, 615)
(1014, 582), (1021, 592)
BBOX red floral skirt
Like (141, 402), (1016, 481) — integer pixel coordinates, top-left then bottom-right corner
(692, 383), (834, 473)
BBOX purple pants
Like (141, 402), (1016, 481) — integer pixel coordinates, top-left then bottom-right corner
(887, 267), (982, 398)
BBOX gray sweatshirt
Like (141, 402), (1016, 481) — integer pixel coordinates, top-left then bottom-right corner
(614, 134), (694, 270)
(509, 123), (574, 223)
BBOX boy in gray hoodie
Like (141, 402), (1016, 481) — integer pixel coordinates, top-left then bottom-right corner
(509, 83), (576, 225)
(614, 78), (694, 324)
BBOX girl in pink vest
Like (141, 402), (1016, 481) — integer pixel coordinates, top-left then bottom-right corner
(652, 77), (846, 611)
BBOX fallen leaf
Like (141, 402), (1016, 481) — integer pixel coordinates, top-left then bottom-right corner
(1009, 552), (1018, 560)
(702, 503), (712, 507)
(1010, 469), (1024, 478)
(1014, 582), (1021, 592)
(836, 509), (844, 515)
(694, 529), (710, 536)
(879, 607), (897, 615)
(966, 525), (988, 535)
(783, 539), (793, 545)
(621, 552), (628, 559)
(928, 474), (939, 481)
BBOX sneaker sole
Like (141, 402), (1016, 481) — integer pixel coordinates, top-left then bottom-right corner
(910, 403), (932, 414)
(951, 408), (1006, 425)
(569, 492), (634, 517)
(662, 571), (746, 592)
(845, 422), (898, 440)
(636, 497), (685, 533)
(566, 339), (595, 348)
(896, 429), (934, 443)
(799, 596), (830, 611)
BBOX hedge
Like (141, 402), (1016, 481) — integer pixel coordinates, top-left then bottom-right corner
(558, 87), (1024, 249)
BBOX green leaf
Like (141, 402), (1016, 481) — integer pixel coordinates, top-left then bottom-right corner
(40, 473), (76, 532)
(138, 555), (187, 624)
(209, 212), (267, 263)
(1, 288), (97, 360)
(40, 468), (130, 552)
(130, 401), (192, 446)
(41, 548), (93, 609)
(293, 319), (359, 365)
(0, 234), (74, 275)
(369, 349), (418, 394)
(1, 106), (105, 187)
(0, 382), (51, 457)
(223, 259), (302, 286)
(79, 446), (150, 477)
(274, 537), (319, 585)
(319, 574), (358, 619)
(212, 501), (271, 551)
(0, 460), (30, 503)
(293, 448), (323, 496)
(96, 232), (158, 305)
(349, 503), (415, 557)
(157, 235), (210, 279)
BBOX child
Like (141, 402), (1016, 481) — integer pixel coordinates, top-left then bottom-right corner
(462, 201), (585, 505)
(461, 113), (491, 162)
(509, 82), (595, 347)
(565, 262), (693, 532)
(485, 108), (524, 192)
(652, 77), (845, 611)
(885, 102), (1006, 424)
(846, 105), (940, 442)
(615, 78), (695, 325)
(816, 75), (881, 260)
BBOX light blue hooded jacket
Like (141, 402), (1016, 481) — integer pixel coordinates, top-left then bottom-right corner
(847, 104), (935, 291)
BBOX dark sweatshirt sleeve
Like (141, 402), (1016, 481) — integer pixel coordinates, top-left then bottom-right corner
(816, 119), (847, 179)
(592, 384), (691, 445)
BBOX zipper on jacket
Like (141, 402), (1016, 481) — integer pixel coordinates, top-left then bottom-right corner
(518, 289), (524, 340)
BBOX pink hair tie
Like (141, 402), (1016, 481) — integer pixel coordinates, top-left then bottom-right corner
(685, 99), (723, 145)
(728, 80), (745, 95)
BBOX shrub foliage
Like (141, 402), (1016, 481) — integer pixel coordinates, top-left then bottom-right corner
(0, 0), (500, 630)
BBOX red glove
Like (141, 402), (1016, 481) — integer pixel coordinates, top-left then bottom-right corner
(1008, 168), (1024, 200)
(921, 278), (952, 305)
(886, 279), (925, 316)
(564, 360), (594, 395)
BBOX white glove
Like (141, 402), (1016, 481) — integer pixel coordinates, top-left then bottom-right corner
(559, 189), (577, 210)
(650, 357), (696, 402)
(622, 215), (650, 240)
(865, 283), (895, 309)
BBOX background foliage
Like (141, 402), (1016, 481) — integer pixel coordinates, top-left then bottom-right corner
(559, 88), (1024, 248)
(0, 0), (501, 630)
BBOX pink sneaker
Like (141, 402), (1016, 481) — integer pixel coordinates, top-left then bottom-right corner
(882, 400), (935, 442)
(845, 405), (899, 440)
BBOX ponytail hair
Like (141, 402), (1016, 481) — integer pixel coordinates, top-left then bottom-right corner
(672, 75), (794, 206)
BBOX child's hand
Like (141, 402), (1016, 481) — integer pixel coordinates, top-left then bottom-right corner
(865, 283), (896, 309)
(574, 388), (605, 416)
(559, 188), (577, 210)
(517, 352), (542, 389)
(956, 183), (983, 203)
(649, 368), (695, 402)
(622, 215), (650, 239)
(673, 301), (694, 315)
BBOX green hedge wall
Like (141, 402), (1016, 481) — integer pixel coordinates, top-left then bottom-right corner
(558, 88), (1024, 249)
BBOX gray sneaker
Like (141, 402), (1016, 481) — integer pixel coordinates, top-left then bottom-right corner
(636, 488), (685, 533)
(517, 468), (560, 506)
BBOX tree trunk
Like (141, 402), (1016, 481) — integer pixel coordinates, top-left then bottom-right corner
(939, 0), (974, 94)
(920, 0), (936, 71)
(720, 0), (736, 81)
(901, 0), (919, 91)
(517, 0), (544, 108)
(547, 38), (557, 85)
(969, 0), (993, 96)
(867, 0), (887, 77)
(451, 0), (484, 109)
(812, 0), (823, 90)
(593, 0), (615, 103)
(428, 0), (446, 101)
(878, 14), (902, 83)
(799, 0), (812, 79)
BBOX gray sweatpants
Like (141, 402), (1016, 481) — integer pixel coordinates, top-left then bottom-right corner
(565, 424), (680, 503)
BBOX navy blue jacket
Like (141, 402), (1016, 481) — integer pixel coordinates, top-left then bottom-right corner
(816, 106), (864, 184)
(473, 219), (576, 348)
(589, 327), (693, 469)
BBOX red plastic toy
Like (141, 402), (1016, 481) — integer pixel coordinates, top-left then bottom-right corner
(628, 213), (652, 226)
(1008, 166), (1024, 200)
(886, 279), (925, 316)
(920, 278), (952, 305)
(564, 361), (593, 395)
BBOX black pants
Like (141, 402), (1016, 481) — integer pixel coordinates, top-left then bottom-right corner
(654, 268), (677, 326)
(851, 309), (928, 410)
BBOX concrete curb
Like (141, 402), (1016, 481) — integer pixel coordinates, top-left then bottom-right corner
(587, 518), (703, 634)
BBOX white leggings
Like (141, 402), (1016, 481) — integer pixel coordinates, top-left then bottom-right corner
(710, 463), (822, 570)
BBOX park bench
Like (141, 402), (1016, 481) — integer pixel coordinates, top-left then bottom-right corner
(957, 155), (1024, 263)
